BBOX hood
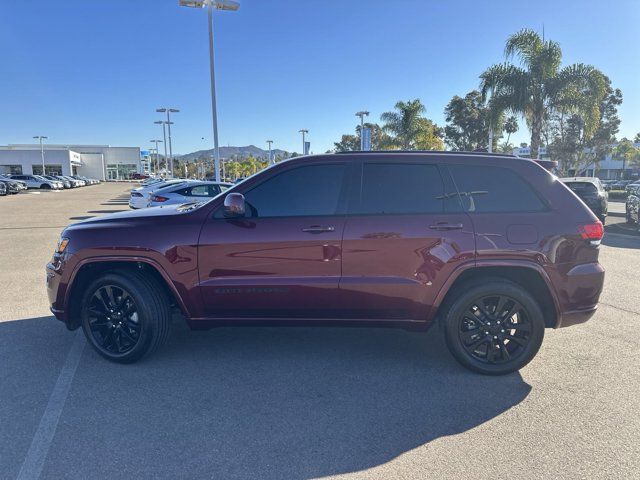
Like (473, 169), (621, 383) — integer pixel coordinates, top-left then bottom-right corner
(65, 203), (206, 232)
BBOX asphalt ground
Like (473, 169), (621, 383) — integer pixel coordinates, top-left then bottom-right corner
(0, 183), (639, 479)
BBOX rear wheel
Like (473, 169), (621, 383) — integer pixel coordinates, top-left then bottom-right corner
(40, 184), (51, 190)
(442, 280), (545, 375)
(80, 271), (171, 363)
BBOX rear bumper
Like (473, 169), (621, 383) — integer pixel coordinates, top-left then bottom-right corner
(552, 262), (604, 328)
(556, 305), (598, 328)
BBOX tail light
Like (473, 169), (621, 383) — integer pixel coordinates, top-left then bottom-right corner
(152, 195), (169, 202)
(578, 221), (604, 245)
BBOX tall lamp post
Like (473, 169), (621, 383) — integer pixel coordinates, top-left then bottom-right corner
(154, 121), (169, 175)
(355, 111), (369, 150)
(179, 0), (240, 182)
(266, 139), (274, 165)
(33, 135), (48, 175)
(299, 129), (308, 155)
(150, 139), (163, 174)
(156, 108), (179, 175)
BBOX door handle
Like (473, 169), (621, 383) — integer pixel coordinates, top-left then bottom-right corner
(302, 225), (335, 233)
(428, 222), (464, 231)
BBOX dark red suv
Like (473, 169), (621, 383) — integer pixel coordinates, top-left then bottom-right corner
(46, 152), (605, 374)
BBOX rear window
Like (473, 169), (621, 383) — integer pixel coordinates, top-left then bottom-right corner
(449, 165), (546, 213)
(355, 163), (444, 215)
(564, 182), (598, 194)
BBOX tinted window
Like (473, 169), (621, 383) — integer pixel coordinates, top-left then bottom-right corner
(449, 165), (545, 213)
(356, 163), (443, 215)
(243, 164), (346, 218)
(564, 182), (598, 194)
(189, 185), (210, 197)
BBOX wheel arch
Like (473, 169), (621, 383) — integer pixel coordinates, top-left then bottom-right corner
(433, 262), (560, 328)
(65, 257), (189, 330)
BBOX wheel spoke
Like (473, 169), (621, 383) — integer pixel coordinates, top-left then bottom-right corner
(486, 340), (498, 363)
(495, 296), (508, 318)
(104, 286), (116, 307)
(501, 301), (522, 322)
(504, 334), (527, 346)
(460, 327), (482, 344)
(498, 341), (511, 360)
(119, 327), (136, 343)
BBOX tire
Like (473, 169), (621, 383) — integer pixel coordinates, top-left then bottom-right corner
(441, 279), (545, 375)
(80, 271), (171, 363)
(40, 184), (51, 190)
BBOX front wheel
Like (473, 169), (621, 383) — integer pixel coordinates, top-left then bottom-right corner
(80, 271), (171, 363)
(442, 280), (545, 375)
(40, 184), (51, 190)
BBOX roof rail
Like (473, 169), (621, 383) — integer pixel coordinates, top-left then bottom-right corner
(333, 150), (517, 158)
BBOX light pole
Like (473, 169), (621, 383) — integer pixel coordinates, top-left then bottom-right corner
(156, 108), (179, 175)
(179, 0), (240, 182)
(150, 140), (163, 174)
(154, 121), (169, 175)
(355, 111), (369, 150)
(33, 136), (48, 175)
(299, 129), (308, 155)
(266, 140), (274, 165)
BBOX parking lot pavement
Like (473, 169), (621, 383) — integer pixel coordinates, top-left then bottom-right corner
(1, 184), (639, 479)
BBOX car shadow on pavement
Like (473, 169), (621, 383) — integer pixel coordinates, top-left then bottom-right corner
(86, 210), (128, 214)
(0, 317), (531, 480)
(602, 233), (640, 249)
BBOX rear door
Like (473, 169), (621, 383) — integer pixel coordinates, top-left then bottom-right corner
(339, 159), (475, 321)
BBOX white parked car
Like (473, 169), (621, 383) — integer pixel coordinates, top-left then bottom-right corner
(147, 181), (231, 208)
(129, 179), (190, 209)
(10, 174), (62, 190)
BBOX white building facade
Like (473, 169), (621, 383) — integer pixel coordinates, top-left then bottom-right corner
(513, 144), (640, 179)
(0, 144), (143, 180)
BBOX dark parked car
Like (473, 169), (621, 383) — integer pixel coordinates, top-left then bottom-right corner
(0, 177), (22, 194)
(47, 152), (605, 375)
(626, 189), (639, 225)
(560, 177), (608, 224)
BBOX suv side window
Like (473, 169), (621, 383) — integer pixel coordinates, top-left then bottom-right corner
(355, 163), (444, 215)
(242, 163), (347, 218)
(448, 164), (546, 213)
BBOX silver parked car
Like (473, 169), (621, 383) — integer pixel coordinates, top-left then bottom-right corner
(9, 174), (61, 190)
(146, 181), (231, 208)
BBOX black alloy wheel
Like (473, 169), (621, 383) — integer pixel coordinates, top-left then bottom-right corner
(457, 294), (532, 365)
(80, 271), (171, 363)
(443, 280), (545, 375)
(86, 284), (141, 355)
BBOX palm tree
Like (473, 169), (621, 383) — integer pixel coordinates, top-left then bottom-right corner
(480, 29), (605, 159)
(380, 99), (428, 149)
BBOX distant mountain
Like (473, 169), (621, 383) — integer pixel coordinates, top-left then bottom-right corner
(177, 145), (290, 162)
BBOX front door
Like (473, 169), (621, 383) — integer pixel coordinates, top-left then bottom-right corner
(198, 162), (351, 318)
(339, 160), (476, 321)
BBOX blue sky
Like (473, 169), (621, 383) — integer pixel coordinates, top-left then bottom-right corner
(1, 0), (639, 155)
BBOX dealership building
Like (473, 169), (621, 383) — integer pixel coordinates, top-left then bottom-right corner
(0, 144), (146, 180)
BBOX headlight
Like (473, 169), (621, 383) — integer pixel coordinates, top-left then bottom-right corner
(56, 237), (70, 254)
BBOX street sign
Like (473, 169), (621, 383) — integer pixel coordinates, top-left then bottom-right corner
(304, 141), (311, 155)
(362, 128), (372, 151)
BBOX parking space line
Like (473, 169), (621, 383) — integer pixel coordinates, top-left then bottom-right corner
(17, 332), (85, 480)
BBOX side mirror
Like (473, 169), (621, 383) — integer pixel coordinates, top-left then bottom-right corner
(224, 192), (246, 217)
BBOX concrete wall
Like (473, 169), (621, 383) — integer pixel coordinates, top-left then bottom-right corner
(0, 149), (73, 175)
(77, 152), (105, 180)
(0, 145), (142, 180)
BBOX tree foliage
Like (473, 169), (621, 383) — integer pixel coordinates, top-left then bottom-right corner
(480, 28), (607, 160)
(332, 99), (443, 152)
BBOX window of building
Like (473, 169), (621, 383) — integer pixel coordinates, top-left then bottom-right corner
(0, 165), (23, 175)
(448, 165), (546, 213)
(355, 163), (444, 215)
